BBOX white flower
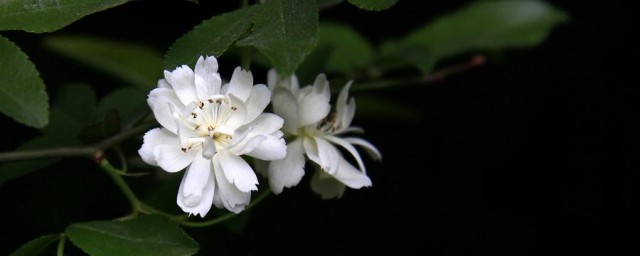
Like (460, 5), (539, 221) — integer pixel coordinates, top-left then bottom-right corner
(138, 56), (287, 216)
(266, 69), (381, 199)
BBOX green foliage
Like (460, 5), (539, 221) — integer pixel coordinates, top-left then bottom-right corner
(0, 84), (95, 185)
(165, 6), (258, 70)
(236, 0), (319, 76)
(318, 22), (375, 75)
(95, 87), (149, 129)
(0, 35), (49, 128)
(66, 215), (199, 256)
(9, 234), (59, 256)
(379, 41), (437, 75)
(0, 0), (571, 254)
(44, 35), (164, 89)
(347, 0), (399, 11)
(402, 0), (569, 59)
(0, 0), (129, 33)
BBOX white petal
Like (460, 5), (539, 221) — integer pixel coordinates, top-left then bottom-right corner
(148, 88), (183, 133)
(267, 69), (300, 93)
(303, 136), (321, 171)
(218, 151), (258, 192)
(164, 66), (198, 105)
(336, 82), (356, 129)
(343, 137), (382, 160)
(268, 139), (305, 194)
(267, 68), (279, 92)
(223, 94), (248, 128)
(154, 140), (198, 173)
(158, 78), (171, 89)
(230, 124), (253, 145)
(181, 154), (212, 206)
(194, 56), (222, 98)
(323, 135), (367, 174)
(227, 134), (266, 156)
(176, 118), (200, 149)
(220, 82), (229, 95)
(202, 136), (216, 159)
(297, 74), (331, 126)
(245, 84), (271, 122)
(304, 137), (339, 175)
(310, 170), (346, 199)
(246, 136), (286, 160)
(213, 154), (251, 213)
(331, 156), (372, 189)
(272, 87), (299, 134)
(251, 113), (284, 135)
(226, 66), (253, 102)
(177, 162), (215, 217)
(138, 128), (174, 166)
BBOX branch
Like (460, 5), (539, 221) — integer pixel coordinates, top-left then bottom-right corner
(0, 121), (157, 162)
(352, 54), (486, 92)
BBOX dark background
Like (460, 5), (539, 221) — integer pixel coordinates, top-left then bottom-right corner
(1, 0), (638, 255)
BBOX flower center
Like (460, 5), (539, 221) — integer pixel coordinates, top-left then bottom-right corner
(178, 94), (240, 152)
(316, 112), (340, 134)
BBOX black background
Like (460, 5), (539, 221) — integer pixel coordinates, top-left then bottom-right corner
(1, 0), (638, 255)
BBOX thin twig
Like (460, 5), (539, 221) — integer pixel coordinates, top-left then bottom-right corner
(0, 121), (157, 163)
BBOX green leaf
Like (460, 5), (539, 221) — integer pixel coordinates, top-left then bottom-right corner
(236, 0), (319, 76)
(78, 110), (121, 145)
(44, 35), (163, 88)
(165, 6), (258, 70)
(347, 0), (399, 11)
(318, 22), (374, 75)
(9, 234), (60, 256)
(66, 215), (199, 256)
(296, 45), (332, 85)
(0, 0), (129, 33)
(0, 35), (49, 128)
(0, 84), (95, 185)
(42, 84), (97, 134)
(78, 87), (148, 144)
(380, 41), (436, 75)
(95, 87), (148, 129)
(403, 0), (569, 59)
(317, 0), (343, 10)
(139, 171), (183, 215)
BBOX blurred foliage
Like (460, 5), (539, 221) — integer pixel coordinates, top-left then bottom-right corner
(0, 0), (568, 255)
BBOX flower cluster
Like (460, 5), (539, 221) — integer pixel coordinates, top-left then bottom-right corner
(139, 55), (380, 217)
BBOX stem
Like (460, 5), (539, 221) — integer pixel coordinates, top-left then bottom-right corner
(0, 121), (156, 162)
(57, 234), (66, 256)
(351, 54), (486, 92)
(139, 202), (189, 221)
(180, 187), (271, 228)
(99, 159), (141, 212)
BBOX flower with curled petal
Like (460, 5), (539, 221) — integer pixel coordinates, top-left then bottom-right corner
(266, 70), (381, 199)
(138, 56), (286, 216)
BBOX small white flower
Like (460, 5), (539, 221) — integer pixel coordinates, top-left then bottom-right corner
(266, 69), (381, 199)
(138, 56), (287, 216)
